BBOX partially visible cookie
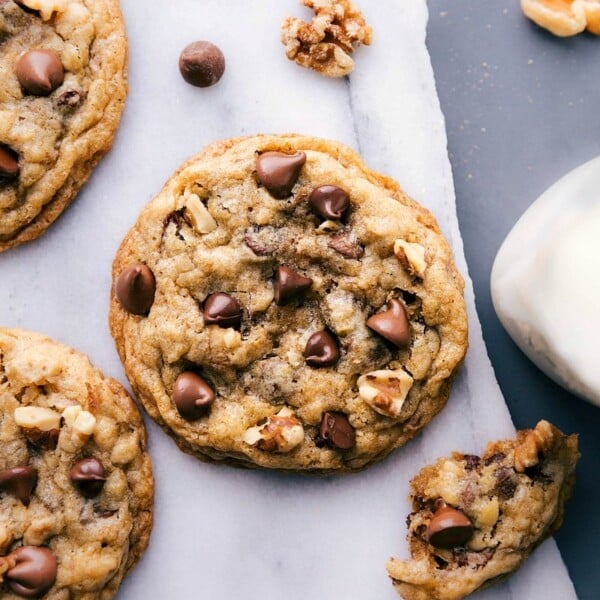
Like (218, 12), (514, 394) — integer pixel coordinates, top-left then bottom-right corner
(0, 329), (153, 599)
(109, 134), (468, 473)
(0, 0), (127, 251)
(387, 420), (579, 600)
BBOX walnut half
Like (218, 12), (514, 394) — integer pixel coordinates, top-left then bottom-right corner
(281, 0), (373, 78)
(514, 420), (557, 472)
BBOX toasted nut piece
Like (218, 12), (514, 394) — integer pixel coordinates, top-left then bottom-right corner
(243, 407), (304, 453)
(317, 219), (343, 234)
(514, 420), (557, 472)
(281, 0), (373, 77)
(358, 369), (413, 418)
(16, 0), (67, 21)
(14, 406), (61, 431)
(521, 0), (587, 36)
(59, 406), (97, 451)
(475, 496), (500, 528)
(185, 194), (217, 234)
(394, 239), (427, 278)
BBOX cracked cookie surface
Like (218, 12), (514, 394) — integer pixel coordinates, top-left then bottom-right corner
(0, 328), (153, 599)
(109, 134), (468, 473)
(387, 421), (579, 600)
(0, 0), (127, 251)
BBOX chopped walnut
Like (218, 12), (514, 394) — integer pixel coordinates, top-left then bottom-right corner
(520, 0), (600, 36)
(281, 0), (373, 77)
(358, 369), (413, 418)
(514, 420), (557, 472)
(16, 0), (67, 21)
(243, 407), (304, 453)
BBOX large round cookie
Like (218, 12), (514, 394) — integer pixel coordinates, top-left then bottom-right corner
(0, 0), (127, 251)
(110, 134), (468, 473)
(0, 329), (153, 598)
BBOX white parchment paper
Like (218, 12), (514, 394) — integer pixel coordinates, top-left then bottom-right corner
(0, 1), (576, 598)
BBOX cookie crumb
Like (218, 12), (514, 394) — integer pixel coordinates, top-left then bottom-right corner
(281, 0), (373, 78)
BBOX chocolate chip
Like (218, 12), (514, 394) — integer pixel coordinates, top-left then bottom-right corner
(0, 144), (19, 182)
(70, 457), (106, 498)
(23, 428), (59, 450)
(94, 506), (118, 518)
(6, 546), (57, 598)
(57, 88), (81, 107)
(317, 411), (356, 450)
(256, 151), (306, 199)
(484, 452), (506, 466)
(115, 264), (156, 316)
(463, 454), (481, 472)
(179, 41), (225, 87)
(203, 293), (242, 328)
(244, 229), (275, 256)
(367, 298), (411, 348)
(426, 502), (473, 549)
(0, 466), (37, 505)
(327, 231), (364, 259)
(309, 185), (350, 219)
(494, 467), (518, 500)
(274, 266), (313, 305)
(16, 49), (64, 96)
(303, 330), (340, 367)
(172, 372), (215, 420)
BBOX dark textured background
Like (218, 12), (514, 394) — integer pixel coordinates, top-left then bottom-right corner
(426, 2), (600, 598)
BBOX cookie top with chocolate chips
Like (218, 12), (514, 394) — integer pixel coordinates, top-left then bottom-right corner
(387, 421), (579, 600)
(109, 134), (468, 473)
(0, 0), (127, 251)
(0, 328), (153, 599)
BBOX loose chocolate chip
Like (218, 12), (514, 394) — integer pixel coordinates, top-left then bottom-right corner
(309, 185), (350, 220)
(366, 298), (411, 348)
(0, 144), (19, 182)
(303, 330), (340, 367)
(203, 292), (242, 328)
(70, 457), (106, 498)
(173, 372), (215, 420)
(6, 546), (57, 598)
(256, 151), (306, 199)
(115, 264), (156, 316)
(274, 266), (313, 305)
(179, 41), (225, 87)
(463, 454), (481, 472)
(16, 49), (64, 96)
(327, 231), (364, 259)
(317, 411), (356, 450)
(426, 502), (473, 549)
(0, 466), (37, 505)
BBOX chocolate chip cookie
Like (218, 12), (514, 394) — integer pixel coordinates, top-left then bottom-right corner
(0, 0), (127, 251)
(387, 421), (579, 599)
(0, 329), (153, 598)
(109, 134), (468, 472)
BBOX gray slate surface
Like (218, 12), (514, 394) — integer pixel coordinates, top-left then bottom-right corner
(426, 1), (600, 598)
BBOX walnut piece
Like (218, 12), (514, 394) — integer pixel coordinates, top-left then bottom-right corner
(184, 194), (217, 234)
(16, 0), (67, 21)
(14, 406), (61, 431)
(281, 0), (373, 78)
(243, 407), (304, 453)
(358, 369), (413, 418)
(59, 405), (97, 452)
(520, 0), (600, 36)
(514, 420), (557, 472)
(394, 239), (427, 278)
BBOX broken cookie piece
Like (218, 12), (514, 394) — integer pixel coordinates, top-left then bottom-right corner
(281, 0), (373, 77)
(387, 421), (579, 600)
